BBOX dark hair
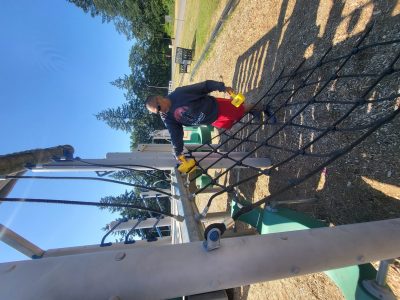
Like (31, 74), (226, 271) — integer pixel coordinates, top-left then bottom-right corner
(145, 95), (158, 107)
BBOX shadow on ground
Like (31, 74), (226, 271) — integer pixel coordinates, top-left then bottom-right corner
(221, 0), (400, 225)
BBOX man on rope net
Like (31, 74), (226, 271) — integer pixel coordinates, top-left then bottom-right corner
(145, 80), (275, 169)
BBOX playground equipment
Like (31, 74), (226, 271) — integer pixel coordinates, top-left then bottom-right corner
(231, 198), (396, 300)
(151, 126), (213, 145)
(0, 146), (398, 299)
(1, 23), (399, 299)
(183, 126), (212, 145)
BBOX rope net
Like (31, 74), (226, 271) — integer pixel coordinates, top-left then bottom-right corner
(1, 25), (398, 245)
(185, 24), (400, 221)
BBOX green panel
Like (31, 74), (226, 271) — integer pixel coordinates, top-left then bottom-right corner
(261, 207), (327, 234)
(230, 200), (382, 300)
(326, 264), (377, 300)
(183, 126), (212, 144)
(231, 201), (264, 232)
(191, 133), (201, 143)
(198, 126), (212, 143)
(196, 174), (213, 189)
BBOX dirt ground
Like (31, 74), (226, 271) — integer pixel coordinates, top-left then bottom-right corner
(179, 0), (400, 299)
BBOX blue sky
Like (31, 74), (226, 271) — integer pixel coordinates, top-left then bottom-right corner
(0, 1), (133, 262)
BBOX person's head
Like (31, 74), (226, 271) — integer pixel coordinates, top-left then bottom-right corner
(145, 95), (171, 114)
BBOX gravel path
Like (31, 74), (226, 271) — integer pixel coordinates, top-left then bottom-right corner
(177, 1), (400, 298)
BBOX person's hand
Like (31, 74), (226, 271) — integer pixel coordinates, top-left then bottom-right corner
(177, 154), (186, 164)
(225, 86), (235, 95)
(177, 155), (196, 174)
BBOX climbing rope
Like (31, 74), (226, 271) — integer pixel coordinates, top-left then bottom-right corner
(184, 24), (400, 221)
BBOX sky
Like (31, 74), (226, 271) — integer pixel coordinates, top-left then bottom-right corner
(0, 1), (133, 262)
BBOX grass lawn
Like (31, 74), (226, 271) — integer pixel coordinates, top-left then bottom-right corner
(173, 0), (226, 83)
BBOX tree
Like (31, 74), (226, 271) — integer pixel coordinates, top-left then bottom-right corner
(111, 169), (169, 187)
(68, 0), (174, 231)
(68, 0), (173, 41)
(67, 0), (112, 22)
(68, 0), (172, 143)
(95, 102), (136, 132)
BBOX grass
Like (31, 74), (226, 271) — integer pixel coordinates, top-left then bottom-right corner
(173, 0), (226, 86)
(202, 12), (231, 61)
(196, 1), (221, 49)
(174, 0), (224, 83)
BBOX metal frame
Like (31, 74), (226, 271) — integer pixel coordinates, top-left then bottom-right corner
(1, 151), (398, 299)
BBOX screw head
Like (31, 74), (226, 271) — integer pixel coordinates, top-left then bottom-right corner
(2, 264), (16, 273)
(209, 230), (220, 242)
(115, 252), (126, 261)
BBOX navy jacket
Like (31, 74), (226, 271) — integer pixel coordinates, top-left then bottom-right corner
(161, 80), (226, 156)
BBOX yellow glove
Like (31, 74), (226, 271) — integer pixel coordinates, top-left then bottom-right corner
(228, 90), (245, 107)
(177, 155), (196, 174)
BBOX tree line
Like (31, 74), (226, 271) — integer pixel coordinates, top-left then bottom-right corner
(68, 0), (174, 240)
(68, 0), (172, 147)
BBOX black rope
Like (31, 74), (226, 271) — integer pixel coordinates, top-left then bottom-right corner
(195, 45), (334, 195)
(190, 63), (302, 186)
(101, 218), (127, 247)
(283, 94), (399, 107)
(233, 107), (400, 220)
(4, 175), (172, 197)
(208, 47), (398, 209)
(188, 67), (288, 172)
(0, 197), (180, 219)
(277, 34), (400, 79)
(124, 217), (144, 244)
(186, 24), (400, 221)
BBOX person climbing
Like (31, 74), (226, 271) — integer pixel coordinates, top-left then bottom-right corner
(145, 80), (276, 160)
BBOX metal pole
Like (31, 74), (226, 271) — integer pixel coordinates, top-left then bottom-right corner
(362, 259), (396, 300)
(171, 168), (203, 242)
(146, 84), (169, 89)
(140, 196), (163, 237)
(1, 219), (399, 300)
(108, 217), (172, 231)
(31, 152), (270, 172)
(42, 237), (172, 258)
(140, 190), (170, 198)
(376, 259), (393, 286)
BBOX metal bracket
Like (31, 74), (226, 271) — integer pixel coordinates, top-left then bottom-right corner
(124, 218), (145, 244)
(203, 228), (221, 251)
(95, 171), (114, 177)
(203, 223), (226, 251)
(362, 259), (396, 300)
(100, 218), (127, 247)
(362, 280), (396, 300)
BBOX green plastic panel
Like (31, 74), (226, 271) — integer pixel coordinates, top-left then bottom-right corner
(231, 200), (380, 300)
(183, 126), (212, 144)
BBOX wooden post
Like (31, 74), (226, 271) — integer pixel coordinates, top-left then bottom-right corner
(0, 224), (44, 258)
(1, 219), (399, 299)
